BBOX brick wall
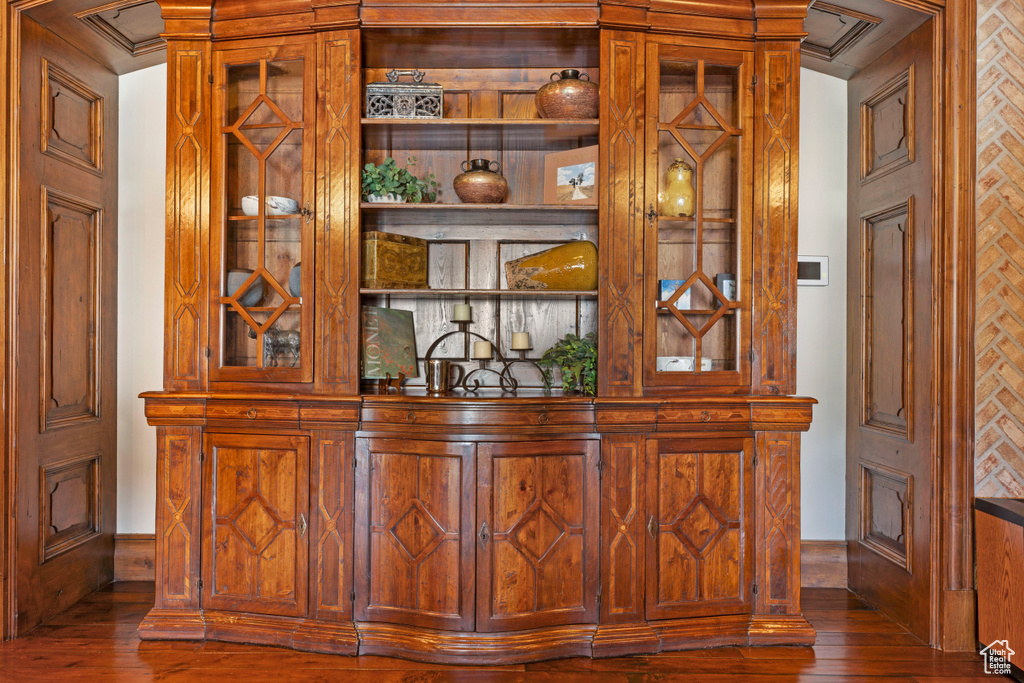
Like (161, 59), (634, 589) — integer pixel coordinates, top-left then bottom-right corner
(976, 0), (1024, 497)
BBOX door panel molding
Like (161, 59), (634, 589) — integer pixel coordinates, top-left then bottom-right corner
(38, 451), (102, 562)
(39, 185), (103, 433)
(860, 66), (914, 183)
(860, 198), (914, 440)
(858, 461), (913, 572)
(39, 58), (104, 175)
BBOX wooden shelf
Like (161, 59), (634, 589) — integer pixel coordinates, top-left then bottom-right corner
(656, 304), (739, 315)
(227, 213), (302, 221)
(362, 288), (597, 297)
(361, 117), (599, 150)
(221, 303), (301, 312)
(361, 202), (598, 227)
(657, 216), (737, 224)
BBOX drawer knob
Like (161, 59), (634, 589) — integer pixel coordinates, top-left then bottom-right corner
(247, 408), (258, 420)
(700, 411), (710, 423)
(406, 411), (417, 423)
(538, 412), (549, 425)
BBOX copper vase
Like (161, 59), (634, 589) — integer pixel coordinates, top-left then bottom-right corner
(535, 69), (599, 119)
(453, 158), (508, 204)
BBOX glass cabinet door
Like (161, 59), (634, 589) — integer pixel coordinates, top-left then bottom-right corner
(211, 44), (315, 383)
(644, 44), (752, 388)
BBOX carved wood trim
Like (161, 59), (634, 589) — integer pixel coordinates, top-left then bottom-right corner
(801, 2), (881, 63)
(755, 431), (801, 616)
(317, 31), (360, 393)
(752, 42), (799, 396)
(75, 0), (166, 58)
(599, 434), (644, 623)
(938, 0), (977, 651)
(599, 29), (644, 397)
(38, 185), (103, 432)
(310, 431), (353, 620)
(154, 426), (202, 610)
(163, 41), (210, 390)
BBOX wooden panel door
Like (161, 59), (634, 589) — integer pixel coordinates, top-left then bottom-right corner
(354, 438), (475, 631)
(14, 16), (118, 635)
(203, 434), (309, 617)
(846, 20), (934, 643)
(477, 440), (599, 632)
(645, 438), (753, 620)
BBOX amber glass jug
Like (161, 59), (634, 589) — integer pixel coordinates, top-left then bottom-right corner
(660, 158), (696, 217)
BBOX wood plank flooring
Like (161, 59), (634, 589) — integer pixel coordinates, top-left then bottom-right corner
(0, 583), (1006, 681)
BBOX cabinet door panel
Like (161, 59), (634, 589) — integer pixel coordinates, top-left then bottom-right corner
(477, 440), (599, 631)
(354, 438), (475, 631)
(645, 438), (752, 620)
(203, 433), (309, 617)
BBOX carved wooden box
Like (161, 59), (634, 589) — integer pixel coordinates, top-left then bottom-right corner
(365, 69), (443, 118)
(361, 231), (428, 289)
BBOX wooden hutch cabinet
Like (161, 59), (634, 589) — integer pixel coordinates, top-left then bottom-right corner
(141, 0), (815, 663)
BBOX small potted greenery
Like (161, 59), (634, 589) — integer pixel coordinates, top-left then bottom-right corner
(361, 156), (438, 203)
(538, 332), (597, 396)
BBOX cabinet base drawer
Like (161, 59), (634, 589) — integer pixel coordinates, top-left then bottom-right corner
(360, 404), (594, 431)
(206, 401), (300, 425)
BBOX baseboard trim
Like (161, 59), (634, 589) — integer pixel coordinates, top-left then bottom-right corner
(114, 533), (156, 581)
(116, 536), (845, 589)
(801, 540), (848, 588)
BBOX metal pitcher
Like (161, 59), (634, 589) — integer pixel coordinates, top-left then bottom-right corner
(425, 359), (465, 394)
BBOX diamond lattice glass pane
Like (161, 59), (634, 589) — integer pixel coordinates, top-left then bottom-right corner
(223, 308), (264, 368)
(226, 62), (260, 124)
(265, 128), (303, 214)
(704, 136), (740, 222)
(224, 219), (258, 271)
(265, 59), (304, 122)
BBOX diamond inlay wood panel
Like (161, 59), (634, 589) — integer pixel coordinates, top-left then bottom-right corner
(478, 440), (599, 632)
(204, 434), (308, 618)
(976, 0), (1024, 497)
(354, 439), (475, 631)
(646, 440), (751, 620)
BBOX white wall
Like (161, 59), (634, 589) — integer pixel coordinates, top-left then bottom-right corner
(796, 68), (848, 540)
(113, 65), (850, 539)
(117, 63), (166, 534)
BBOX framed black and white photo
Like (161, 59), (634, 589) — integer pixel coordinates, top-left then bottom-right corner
(715, 273), (736, 300)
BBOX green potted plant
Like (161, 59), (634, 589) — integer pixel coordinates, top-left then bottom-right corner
(538, 332), (597, 396)
(361, 156), (438, 203)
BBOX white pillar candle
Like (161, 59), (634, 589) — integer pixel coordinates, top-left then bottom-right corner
(453, 304), (472, 321)
(511, 332), (530, 350)
(473, 340), (492, 359)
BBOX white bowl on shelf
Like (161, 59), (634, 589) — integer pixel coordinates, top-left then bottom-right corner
(241, 195), (300, 216)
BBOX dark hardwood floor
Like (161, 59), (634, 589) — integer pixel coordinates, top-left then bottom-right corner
(0, 583), (1005, 681)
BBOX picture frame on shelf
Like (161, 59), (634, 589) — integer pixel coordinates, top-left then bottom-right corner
(715, 273), (737, 300)
(659, 279), (690, 310)
(544, 145), (598, 205)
